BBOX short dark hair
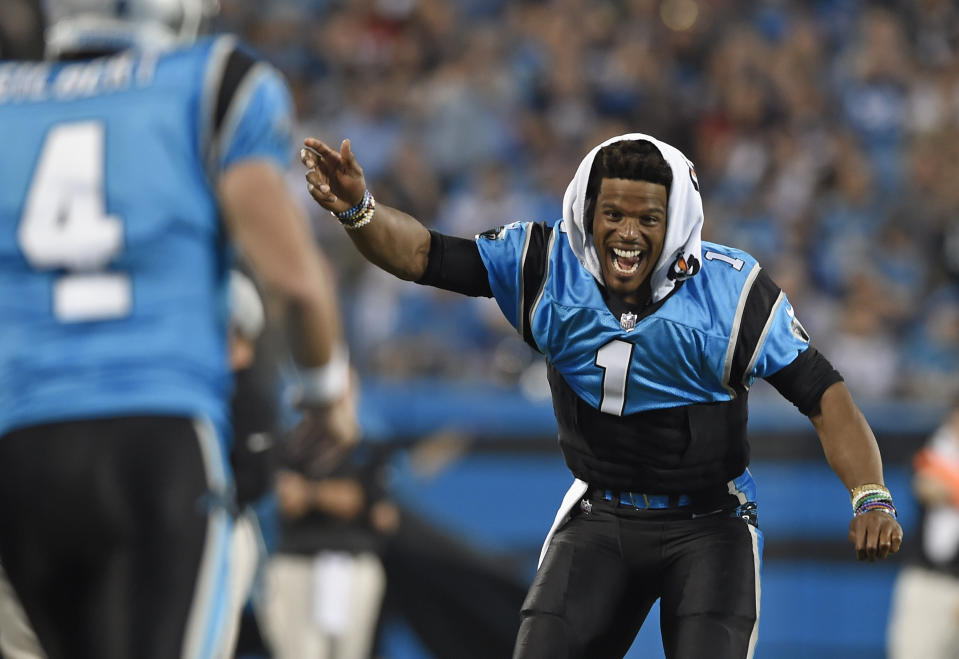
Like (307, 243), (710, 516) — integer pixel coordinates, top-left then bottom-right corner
(584, 140), (672, 232)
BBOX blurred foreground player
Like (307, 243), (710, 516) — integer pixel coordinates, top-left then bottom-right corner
(887, 402), (959, 658)
(0, 1), (355, 657)
(300, 134), (902, 659)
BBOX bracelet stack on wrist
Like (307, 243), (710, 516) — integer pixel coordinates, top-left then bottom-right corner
(850, 483), (898, 518)
(334, 189), (375, 230)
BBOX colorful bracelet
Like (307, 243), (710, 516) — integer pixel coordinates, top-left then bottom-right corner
(850, 483), (898, 518)
(334, 189), (375, 230)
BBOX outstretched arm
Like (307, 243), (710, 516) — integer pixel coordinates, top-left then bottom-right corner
(301, 138), (431, 281)
(810, 381), (904, 561)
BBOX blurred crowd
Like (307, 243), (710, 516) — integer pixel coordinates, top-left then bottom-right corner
(212, 0), (959, 404)
(4, 0), (957, 404)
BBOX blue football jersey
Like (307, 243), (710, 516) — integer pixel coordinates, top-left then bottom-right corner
(0, 36), (295, 440)
(477, 220), (811, 416)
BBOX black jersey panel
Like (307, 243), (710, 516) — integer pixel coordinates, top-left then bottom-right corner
(547, 362), (749, 493)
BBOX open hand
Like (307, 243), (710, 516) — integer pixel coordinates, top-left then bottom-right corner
(849, 510), (903, 561)
(300, 137), (368, 214)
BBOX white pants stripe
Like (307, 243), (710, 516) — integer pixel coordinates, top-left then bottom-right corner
(0, 561), (44, 659)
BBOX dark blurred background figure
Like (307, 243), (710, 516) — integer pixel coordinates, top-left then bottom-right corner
(887, 402), (959, 658)
(0, 0), (42, 60)
(263, 399), (393, 659)
(227, 270), (280, 659)
(373, 433), (528, 659)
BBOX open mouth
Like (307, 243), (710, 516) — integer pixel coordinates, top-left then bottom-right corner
(610, 247), (644, 276)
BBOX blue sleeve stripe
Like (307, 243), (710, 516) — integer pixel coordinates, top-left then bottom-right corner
(742, 290), (785, 390)
(722, 262), (761, 396)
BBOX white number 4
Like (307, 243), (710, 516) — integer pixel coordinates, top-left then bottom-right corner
(18, 121), (130, 322)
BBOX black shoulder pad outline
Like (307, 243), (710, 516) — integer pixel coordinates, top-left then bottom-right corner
(727, 268), (782, 393)
(518, 222), (554, 351)
(213, 46), (258, 140)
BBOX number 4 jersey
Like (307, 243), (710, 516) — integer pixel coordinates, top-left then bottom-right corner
(0, 37), (294, 439)
(477, 220), (816, 492)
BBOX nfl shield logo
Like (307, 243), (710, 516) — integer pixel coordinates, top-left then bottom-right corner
(620, 312), (637, 332)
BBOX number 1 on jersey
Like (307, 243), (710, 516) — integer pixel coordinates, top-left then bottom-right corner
(596, 339), (634, 416)
(704, 250), (745, 271)
(18, 121), (130, 322)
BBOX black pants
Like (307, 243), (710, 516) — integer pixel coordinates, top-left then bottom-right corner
(0, 416), (229, 659)
(514, 499), (761, 659)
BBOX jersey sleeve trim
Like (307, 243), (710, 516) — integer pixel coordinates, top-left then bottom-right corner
(207, 62), (274, 176)
(721, 262), (761, 396)
(726, 268), (783, 394)
(523, 224), (555, 352)
(741, 289), (785, 390)
(199, 37), (278, 180)
(515, 225), (534, 341)
(214, 46), (258, 139)
(198, 36), (236, 179)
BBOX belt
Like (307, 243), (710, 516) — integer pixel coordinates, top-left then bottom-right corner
(591, 488), (692, 510)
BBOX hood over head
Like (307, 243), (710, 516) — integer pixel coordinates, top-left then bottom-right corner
(562, 132), (704, 303)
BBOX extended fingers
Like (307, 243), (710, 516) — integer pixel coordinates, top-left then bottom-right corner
(300, 146), (318, 169)
(304, 168), (338, 206)
(340, 139), (364, 175)
(304, 137), (340, 162)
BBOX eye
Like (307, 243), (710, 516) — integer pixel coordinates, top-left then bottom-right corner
(642, 215), (662, 226)
(605, 209), (624, 221)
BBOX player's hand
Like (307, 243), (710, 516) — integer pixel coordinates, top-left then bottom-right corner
(285, 370), (360, 474)
(314, 478), (365, 520)
(301, 137), (368, 214)
(848, 510), (903, 561)
(276, 470), (312, 519)
(307, 381), (360, 450)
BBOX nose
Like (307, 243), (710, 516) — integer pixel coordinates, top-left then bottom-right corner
(619, 217), (640, 240)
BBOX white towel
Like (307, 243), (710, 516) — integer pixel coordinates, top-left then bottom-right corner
(561, 132), (704, 303)
(538, 478), (589, 568)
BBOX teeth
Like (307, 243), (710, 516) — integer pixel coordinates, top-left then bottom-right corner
(611, 247), (643, 275)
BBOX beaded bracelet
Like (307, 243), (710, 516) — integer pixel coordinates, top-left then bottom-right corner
(344, 195), (375, 230)
(334, 189), (375, 230)
(850, 483), (898, 518)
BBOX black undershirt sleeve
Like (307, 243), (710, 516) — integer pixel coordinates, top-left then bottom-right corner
(764, 346), (844, 417)
(414, 230), (493, 298)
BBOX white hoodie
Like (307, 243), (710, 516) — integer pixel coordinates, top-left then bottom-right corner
(561, 132), (705, 303)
